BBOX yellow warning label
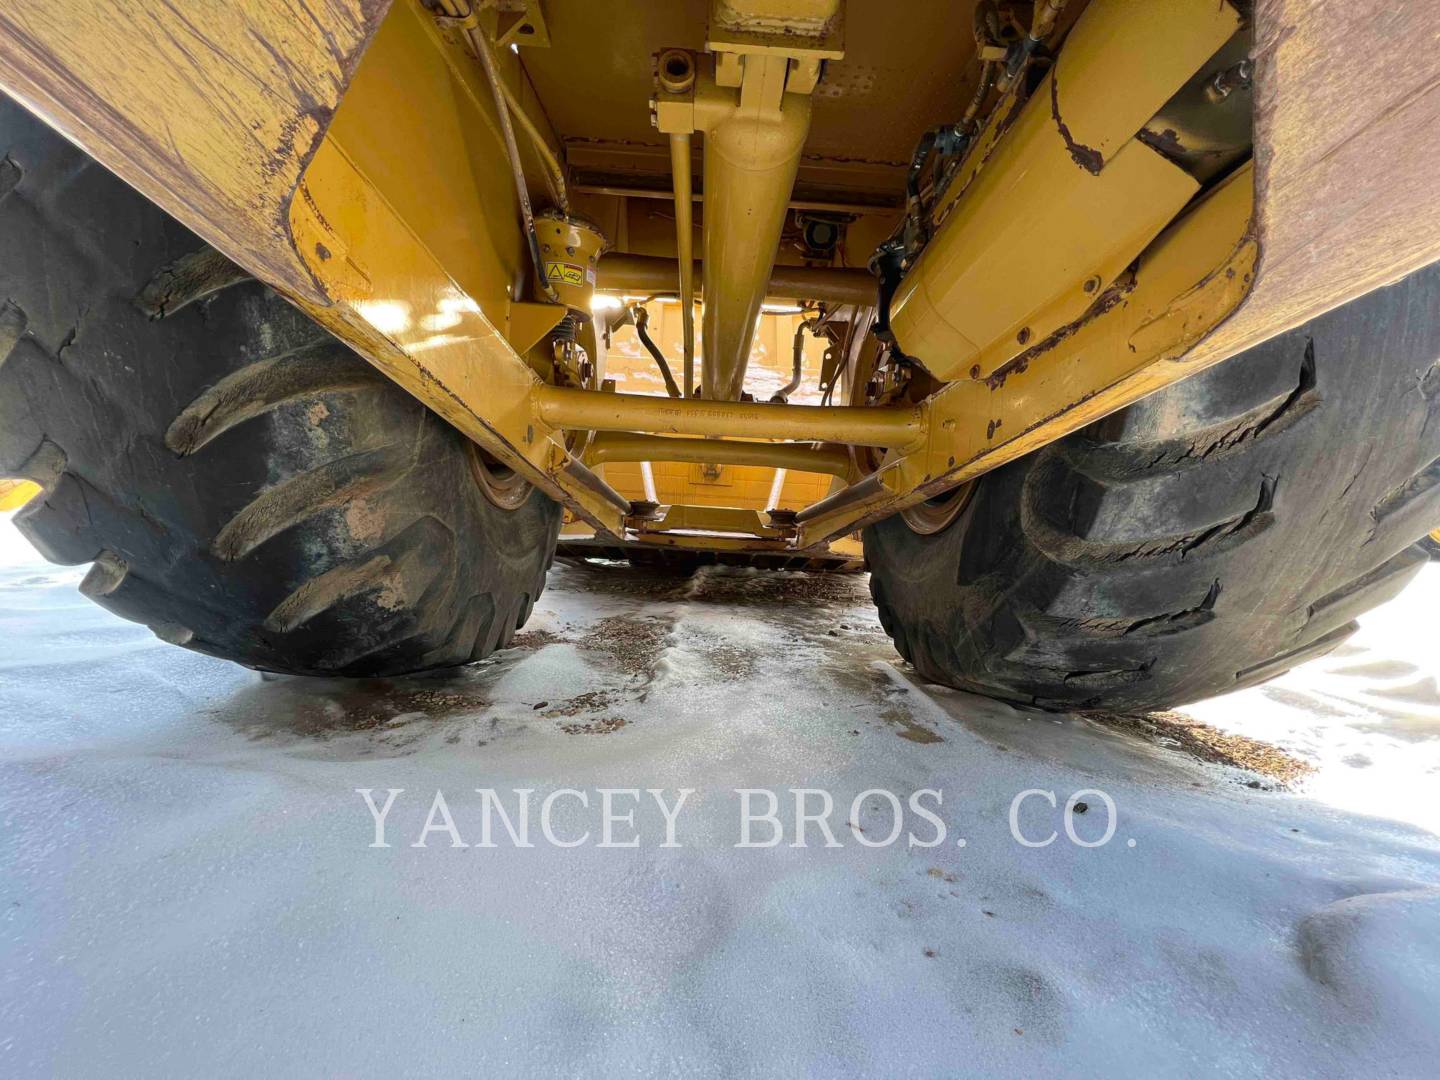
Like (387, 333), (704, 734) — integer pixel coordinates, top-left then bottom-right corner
(543, 261), (589, 288)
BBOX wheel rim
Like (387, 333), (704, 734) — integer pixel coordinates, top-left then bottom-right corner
(467, 442), (532, 511)
(900, 481), (976, 535)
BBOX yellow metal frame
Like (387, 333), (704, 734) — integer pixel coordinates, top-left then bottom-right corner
(585, 433), (853, 480)
(284, 2), (630, 536)
(635, 504), (786, 538)
(11, 0), (1431, 561)
(0, 0), (1254, 553)
(653, 2), (840, 403)
(890, 0), (1238, 382)
(535, 385), (921, 448)
(800, 162), (1257, 545)
(627, 504), (797, 555)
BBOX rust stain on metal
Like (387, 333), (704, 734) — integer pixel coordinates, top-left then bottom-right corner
(1137, 126), (1186, 160)
(1050, 68), (1103, 175)
(985, 278), (1136, 390)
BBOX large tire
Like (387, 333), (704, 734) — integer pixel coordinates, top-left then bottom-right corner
(866, 265), (1440, 711)
(0, 97), (560, 676)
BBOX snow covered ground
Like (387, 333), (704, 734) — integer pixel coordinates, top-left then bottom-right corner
(1, 512), (1438, 1077)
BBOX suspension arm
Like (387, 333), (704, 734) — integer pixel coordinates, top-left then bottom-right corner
(534, 385), (923, 449)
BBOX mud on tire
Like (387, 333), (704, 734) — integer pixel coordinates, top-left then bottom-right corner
(0, 96), (560, 676)
(865, 264), (1440, 711)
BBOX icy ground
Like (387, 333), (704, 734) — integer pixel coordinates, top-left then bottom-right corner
(1, 513), (1438, 1077)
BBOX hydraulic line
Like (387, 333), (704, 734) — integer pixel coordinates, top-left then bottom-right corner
(438, 0), (559, 302)
(493, 71), (569, 214)
(436, 1), (569, 213)
(772, 317), (817, 403)
(995, 0), (1070, 95)
(960, 60), (997, 134)
(632, 305), (683, 399)
(1029, 0), (1069, 44)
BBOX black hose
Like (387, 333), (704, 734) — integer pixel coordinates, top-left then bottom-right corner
(465, 15), (561, 304)
(632, 306), (682, 399)
(772, 318), (816, 403)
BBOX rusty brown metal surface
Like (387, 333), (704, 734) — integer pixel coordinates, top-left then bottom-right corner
(0, 0), (393, 303)
(1182, 0), (1440, 368)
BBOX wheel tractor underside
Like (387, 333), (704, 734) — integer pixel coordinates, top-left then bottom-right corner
(1, 0), (1437, 564)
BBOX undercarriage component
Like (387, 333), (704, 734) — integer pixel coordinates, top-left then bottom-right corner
(1140, 31), (1254, 184)
(535, 211), (608, 396)
(669, 128), (698, 398)
(534, 385), (922, 448)
(653, 0), (842, 400)
(594, 254), (875, 307)
(2, 0), (1439, 590)
(457, 0), (563, 306)
(585, 433), (852, 479)
(556, 535), (862, 574)
(797, 159), (1257, 546)
(535, 212), (606, 310)
(888, 0), (1240, 383)
(694, 65), (810, 401)
(656, 45), (700, 399)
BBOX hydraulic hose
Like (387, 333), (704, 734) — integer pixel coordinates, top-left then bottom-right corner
(632, 306), (683, 399)
(772, 318), (817, 403)
(438, 0), (560, 302)
(493, 69), (569, 213)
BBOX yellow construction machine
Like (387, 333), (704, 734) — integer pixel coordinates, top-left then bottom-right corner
(0, 0), (1436, 709)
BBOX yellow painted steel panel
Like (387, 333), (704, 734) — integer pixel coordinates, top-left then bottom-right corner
(800, 163), (1257, 546)
(1053, 0), (1241, 167)
(889, 72), (1198, 382)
